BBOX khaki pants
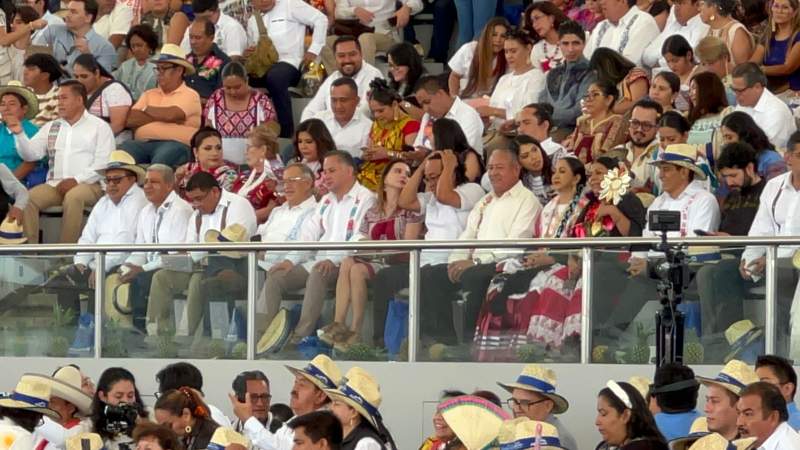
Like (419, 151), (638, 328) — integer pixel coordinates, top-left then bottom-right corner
(295, 265), (339, 337)
(24, 183), (103, 243)
(321, 32), (395, 73)
(257, 265), (309, 332)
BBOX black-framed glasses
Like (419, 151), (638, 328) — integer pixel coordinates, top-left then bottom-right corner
(506, 397), (550, 409)
(248, 393), (272, 403)
(629, 120), (656, 131)
(105, 175), (130, 185)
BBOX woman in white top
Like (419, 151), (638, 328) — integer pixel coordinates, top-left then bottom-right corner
(447, 16), (510, 98)
(524, 2), (569, 76)
(661, 34), (697, 112)
(475, 30), (544, 129)
(699, 0), (753, 66)
(0, 7), (45, 84)
(72, 54), (133, 143)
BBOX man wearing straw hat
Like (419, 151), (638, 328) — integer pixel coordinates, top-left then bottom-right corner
(0, 374), (62, 449)
(31, 365), (93, 450)
(697, 359), (759, 442)
(736, 381), (800, 449)
(497, 364), (577, 450)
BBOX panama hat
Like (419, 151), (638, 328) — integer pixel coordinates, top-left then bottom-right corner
(324, 367), (383, 430)
(26, 366), (92, 415)
(152, 44), (196, 75)
(687, 433), (756, 450)
(256, 308), (291, 355)
(669, 417), (710, 450)
(649, 144), (707, 180)
(0, 375), (60, 420)
(697, 359), (759, 396)
(207, 427), (250, 450)
(204, 223), (250, 259)
(497, 418), (567, 450)
(96, 150), (146, 185)
(0, 217), (26, 244)
(66, 433), (103, 450)
(628, 376), (652, 399)
(286, 354), (342, 392)
(0, 81), (39, 119)
(439, 395), (511, 450)
(723, 320), (763, 363)
(497, 364), (569, 414)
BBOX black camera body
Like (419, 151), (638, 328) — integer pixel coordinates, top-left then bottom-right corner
(103, 403), (138, 435)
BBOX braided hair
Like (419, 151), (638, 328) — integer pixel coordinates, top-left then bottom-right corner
(553, 157), (588, 238)
(368, 77), (401, 106)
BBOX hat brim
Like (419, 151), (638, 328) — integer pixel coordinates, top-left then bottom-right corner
(256, 309), (290, 356)
(0, 398), (60, 421)
(0, 235), (27, 244)
(203, 230), (246, 259)
(151, 57), (196, 75)
(696, 376), (745, 396)
(497, 382), (569, 414)
(96, 164), (146, 185)
(324, 388), (380, 430)
(650, 160), (707, 181)
(0, 85), (39, 120)
(24, 373), (92, 416)
(669, 433), (708, 450)
(285, 365), (332, 392)
(724, 328), (764, 362)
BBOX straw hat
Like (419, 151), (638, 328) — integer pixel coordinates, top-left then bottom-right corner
(96, 150), (146, 185)
(207, 427), (250, 450)
(724, 320), (763, 363)
(0, 217), (26, 244)
(497, 364), (569, 414)
(0, 375), (60, 420)
(65, 433), (104, 450)
(687, 433), (756, 450)
(152, 44), (195, 75)
(324, 367), (383, 429)
(628, 376), (652, 400)
(285, 354), (342, 392)
(649, 144), (707, 180)
(26, 366), (92, 415)
(697, 359), (759, 396)
(0, 81), (39, 119)
(204, 223), (249, 259)
(669, 417), (709, 450)
(256, 308), (291, 355)
(497, 418), (567, 450)
(439, 395), (510, 450)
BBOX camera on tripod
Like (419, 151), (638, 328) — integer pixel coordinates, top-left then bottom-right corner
(103, 403), (138, 435)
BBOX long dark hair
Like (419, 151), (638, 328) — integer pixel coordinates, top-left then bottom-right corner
(721, 110), (775, 152)
(0, 406), (43, 432)
(387, 42), (425, 97)
(462, 17), (510, 97)
(293, 118), (336, 163)
(432, 118), (485, 181)
(590, 48), (636, 86)
(368, 77), (401, 106)
(514, 135), (552, 183)
(688, 71), (728, 124)
(523, 1), (569, 42)
(598, 382), (666, 445)
(91, 368), (147, 441)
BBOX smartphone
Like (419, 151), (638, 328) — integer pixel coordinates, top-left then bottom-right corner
(693, 229), (712, 236)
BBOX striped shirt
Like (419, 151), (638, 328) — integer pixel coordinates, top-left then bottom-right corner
(33, 84), (59, 127)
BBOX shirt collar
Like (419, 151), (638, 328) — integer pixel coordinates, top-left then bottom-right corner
(157, 191), (179, 212)
(212, 189), (233, 213)
(289, 195), (317, 210)
(759, 422), (792, 450)
(445, 97), (464, 119)
(492, 180), (525, 199)
(753, 89), (773, 113)
(618, 5), (640, 26)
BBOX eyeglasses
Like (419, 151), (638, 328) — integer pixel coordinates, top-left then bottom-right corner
(284, 176), (310, 184)
(582, 91), (604, 100)
(105, 175), (130, 185)
(730, 85), (752, 94)
(629, 120), (656, 131)
(249, 393), (272, 403)
(506, 397), (551, 409)
(154, 65), (178, 74)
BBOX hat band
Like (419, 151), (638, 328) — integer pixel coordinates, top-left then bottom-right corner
(516, 374), (556, 393)
(660, 153), (696, 164)
(217, 234), (232, 243)
(339, 384), (381, 421)
(500, 436), (562, 450)
(305, 364), (337, 389)
(0, 230), (23, 239)
(207, 444), (225, 450)
(10, 392), (48, 408)
(715, 373), (745, 389)
(155, 54), (186, 64)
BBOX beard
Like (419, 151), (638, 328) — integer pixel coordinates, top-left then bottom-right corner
(631, 134), (655, 148)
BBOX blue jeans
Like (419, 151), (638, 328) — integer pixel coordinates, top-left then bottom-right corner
(120, 140), (190, 168)
(453, 0), (498, 46)
(403, 0), (458, 63)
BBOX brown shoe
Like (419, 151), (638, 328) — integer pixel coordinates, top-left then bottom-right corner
(334, 330), (360, 353)
(319, 322), (347, 346)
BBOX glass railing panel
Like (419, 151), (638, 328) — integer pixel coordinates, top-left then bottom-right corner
(416, 247), (582, 363)
(774, 246), (798, 361)
(590, 245), (766, 365)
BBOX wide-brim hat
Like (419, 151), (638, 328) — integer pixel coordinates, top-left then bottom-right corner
(285, 354), (342, 392)
(324, 367), (383, 430)
(697, 359), (759, 396)
(152, 44), (196, 75)
(256, 308), (290, 355)
(204, 223), (249, 259)
(687, 433), (756, 450)
(0, 217), (26, 244)
(0, 81), (39, 119)
(207, 427), (250, 450)
(669, 417), (709, 450)
(498, 417), (567, 450)
(439, 395), (510, 450)
(649, 144), (707, 180)
(26, 366), (92, 415)
(96, 150), (146, 185)
(66, 433), (104, 450)
(628, 376), (652, 400)
(0, 374), (61, 421)
(723, 320), (763, 363)
(497, 364), (569, 414)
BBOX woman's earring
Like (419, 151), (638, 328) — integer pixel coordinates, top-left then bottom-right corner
(185, 426), (192, 434)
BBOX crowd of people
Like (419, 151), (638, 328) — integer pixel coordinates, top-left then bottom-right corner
(0, 356), (799, 449)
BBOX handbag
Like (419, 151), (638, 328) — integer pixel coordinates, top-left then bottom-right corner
(332, 18), (374, 37)
(245, 11), (280, 78)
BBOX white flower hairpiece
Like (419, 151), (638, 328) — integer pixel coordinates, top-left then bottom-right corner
(599, 167), (631, 206)
(606, 380), (632, 409)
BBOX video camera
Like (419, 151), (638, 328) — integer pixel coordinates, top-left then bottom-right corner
(103, 403), (138, 435)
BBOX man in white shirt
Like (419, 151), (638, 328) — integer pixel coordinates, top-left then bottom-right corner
(246, 0), (328, 138)
(583, 0), (660, 66)
(180, 0), (247, 57)
(8, 79), (115, 243)
(230, 370), (287, 437)
(44, 150), (147, 323)
(255, 163), (317, 348)
(741, 131), (800, 356)
(420, 148), (541, 343)
(737, 382), (800, 450)
(642, 0), (708, 69)
(414, 73), (484, 153)
(517, 103), (567, 162)
(27, 0), (64, 41)
(310, 77), (372, 158)
(93, 0), (133, 48)
(119, 164), (193, 332)
(302, 36), (383, 121)
(146, 171), (257, 337)
(733, 63), (796, 149)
